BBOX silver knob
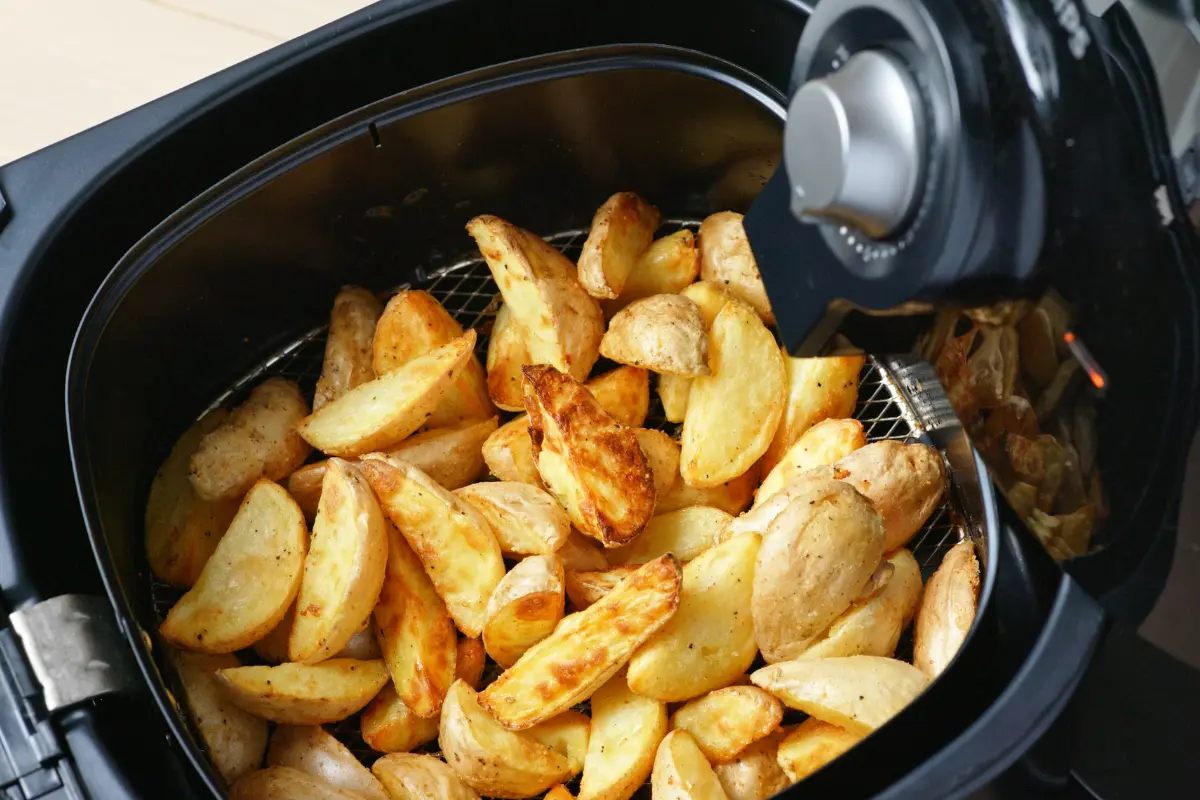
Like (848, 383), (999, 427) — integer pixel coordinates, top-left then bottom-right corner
(784, 50), (925, 240)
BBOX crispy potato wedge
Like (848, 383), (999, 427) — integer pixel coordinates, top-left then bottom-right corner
(831, 441), (948, 552)
(161, 480), (306, 653)
(755, 418), (866, 506)
(585, 365), (651, 427)
(555, 530), (609, 572)
(578, 192), (662, 299)
(609, 506), (732, 565)
(216, 659), (389, 725)
(468, 215), (603, 381)
(360, 455), (505, 637)
(289, 460), (388, 663)
(760, 354), (865, 476)
(776, 719), (861, 783)
(479, 555), (682, 730)
(525, 710), (591, 777)
(314, 286), (382, 411)
(670, 687), (783, 764)
(267, 725), (387, 800)
(297, 331), (476, 457)
(481, 416), (542, 485)
(230, 766), (367, 800)
(658, 374), (692, 423)
(600, 295), (709, 376)
(712, 730), (789, 800)
(751, 656), (930, 736)
(524, 365), (655, 547)
(484, 555), (566, 667)
(457, 637), (487, 689)
(579, 674), (667, 800)
(564, 566), (637, 610)
(680, 281), (733, 327)
(455, 482), (571, 556)
(145, 410), (240, 588)
(487, 303), (533, 411)
(651, 730), (728, 800)
(169, 650), (267, 786)
(372, 754), (481, 800)
(914, 539), (980, 678)
(360, 683), (440, 753)
(698, 211), (772, 323)
(680, 300), (785, 488)
(627, 534), (759, 702)
(189, 378), (312, 501)
(656, 464), (758, 516)
(605, 229), (701, 316)
(634, 429), (681, 502)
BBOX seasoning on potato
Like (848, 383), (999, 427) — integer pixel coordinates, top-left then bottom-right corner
(760, 353), (864, 476)
(913, 539), (980, 677)
(215, 659), (390, 726)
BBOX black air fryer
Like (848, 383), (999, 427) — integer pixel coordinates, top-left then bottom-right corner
(0, 0), (1197, 798)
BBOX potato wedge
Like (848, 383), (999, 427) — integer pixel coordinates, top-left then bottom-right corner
(626, 534), (759, 702)
(487, 303), (533, 411)
(712, 730), (789, 800)
(752, 480), (885, 663)
(564, 566), (637, 610)
(484, 554), (566, 667)
(545, 786), (575, 800)
(524, 365), (655, 547)
(456, 482), (571, 556)
(698, 211), (772, 323)
(146, 410), (240, 588)
(267, 725), (387, 800)
(658, 374), (692, 423)
(289, 460), (388, 663)
(372, 754), (481, 800)
(680, 300), (785, 488)
(189, 378), (312, 501)
(257, 606), (383, 664)
(554, 530), (609, 572)
(634, 429), (681, 502)
(314, 286), (383, 411)
(651, 730), (728, 800)
(670, 687), (782, 764)
(578, 192), (662, 299)
(468, 214), (603, 381)
(608, 506), (731, 565)
(479, 555), (681, 730)
(579, 674), (667, 800)
(775, 718), (862, 782)
(914, 539), (980, 678)
(600, 295), (709, 376)
(750, 656), (930, 735)
(755, 418), (866, 506)
(605, 228), (701, 316)
(585, 365), (651, 427)
(360, 683), (441, 753)
(360, 455), (504, 637)
(526, 710), (591, 777)
(230, 766), (367, 800)
(161, 480), (306, 653)
(831, 441), (948, 552)
(656, 464), (758, 516)
(216, 659), (389, 725)
(457, 637), (487, 689)
(760, 354), (865, 476)
(170, 650), (267, 786)
(481, 416), (543, 485)
(680, 280), (733, 327)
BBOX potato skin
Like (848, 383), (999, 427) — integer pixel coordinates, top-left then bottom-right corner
(170, 650), (267, 786)
(697, 211), (773, 323)
(604, 228), (700, 316)
(230, 766), (368, 800)
(267, 725), (388, 800)
(455, 481), (571, 556)
(831, 441), (948, 552)
(600, 295), (709, 376)
(372, 753), (481, 800)
(487, 303), (532, 411)
(712, 729), (789, 800)
(483, 554), (565, 667)
(578, 192), (662, 299)
(314, 286), (382, 411)
(913, 539), (980, 677)
(215, 659), (390, 726)
(756, 417), (865, 506)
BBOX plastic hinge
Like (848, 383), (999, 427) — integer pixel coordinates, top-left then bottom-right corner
(0, 625), (66, 799)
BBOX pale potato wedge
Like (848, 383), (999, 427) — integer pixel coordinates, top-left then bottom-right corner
(145, 409), (240, 588)
(455, 482), (571, 556)
(604, 229), (701, 316)
(760, 354), (865, 476)
(481, 415), (542, 485)
(525, 710), (591, 777)
(698, 211), (772, 323)
(360, 683), (440, 753)
(579, 674), (667, 800)
(658, 374), (692, 423)
(626, 534), (759, 702)
(913, 539), (980, 678)
(577, 192), (662, 299)
(372, 754), (481, 800)
(487, 303), (533, 411)
(600, 295), (709, 376)
(439, 680), (573, 798)
(651, 730), (728, 800)
(256, 606), (383, 664)
(680, 300), (785, 488)
(478, 555), (682, 730)
(830, 441), (948, 552)
(656, 464), (758, 516)
(467, 215), (603, 381)
(267, 725), (387, 800)
(313, 286), (383, 411)
(483, 554), (566, 667)
(189, 378), (312, 501)
(230, 766), (367, 800)
(750, 656), (930, 735)
(524, 365), (655, 548)
(712, 730), (789, 800)
(457, 637), (487, 689)
(755, 418), (866, 506)
(545, 785), (575, 800)
(297, 331), (476, 457)
(564, 566), (636, 610)
(680, 281), (733, 327)
(216, 659), (389, 725)
(670, 687), (783, 764)
(634, 429), (681, 502)
(169, 650), (267, 786)
(289, 459), (388, 664)
(555, 530), (609, 572)
(161, 480), (306, 653)
(360, 455), (505, 637)
(608, 506), (732, 565)
(775, 718), (863, 782)
(373, 517), (457, 717)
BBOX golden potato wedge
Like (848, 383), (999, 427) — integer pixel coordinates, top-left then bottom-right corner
(555, 530), (609, 572)
(524, 365), (655, 547)
(372, 754), (481, 800)
(161, 480), (306, 653)
(456, 482), (571, 556)
(760, 354), (865, 476)
(755, 418), (866, 506)
(189, 378), (312, 502)
(146, 410), (240, 588)
(752, 480), (885, 663)
(545, 785), (575, 800)
(751, 656), (930, 735)
(627, 534), (759, 702)
(775, 718), (863, 782)
(484, 554), (566, 667)
(578, 191), (662, 299)
(468, 214), (603, 381)
(314, 286), (383, 411)
(604, 229), (701, 316)
(254, 607), (382, 664)
(360, 683), (441, 753)
(360, 454), (504, 637)
(680, 280), (733, 327)
(579, 674), (667, 800)
(481, 416), (542, 485)
(526, 710), (591, 777)
(680, 300), (785, 488)
(651, 730), (728, 800)
(600, 295), (709, 376)
(914, 539), (980, 678)
(289, 460), (388, 663)
(697, 211), (772, 323)
(267, 725), (387, 800)
(712, 730), (789, 800)
(656, 464), (758, 516)
(487, 303), (533, 411)
(634, 429), (681, 501)
(564, 566), (637, 610)
(479, 555), (682, 730)
(609, 506), (732, 565)
(169, 650), (267, 786)
(457, 637), (487, 689)
(585, 365), (651, 427)
(670, 687), (783, 764)
(298, 331), (475, 457)
(230, 766), (367, 800)
(440, 680), (573, 798)
(658, 374), (692, 423)
(831, 441), (948, 552)
(216, 659), (389, 725)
